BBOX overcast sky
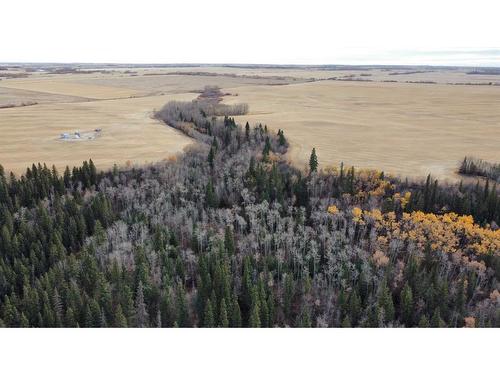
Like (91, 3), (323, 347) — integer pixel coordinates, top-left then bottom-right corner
(2, 0), (499, 66)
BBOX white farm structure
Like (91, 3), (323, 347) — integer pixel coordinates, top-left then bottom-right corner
(59, 129), (101, 141)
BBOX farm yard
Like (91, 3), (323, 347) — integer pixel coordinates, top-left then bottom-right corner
(0, 64), (499, 180)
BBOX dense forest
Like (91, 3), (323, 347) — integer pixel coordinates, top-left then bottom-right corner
(0, 87), (498, 327)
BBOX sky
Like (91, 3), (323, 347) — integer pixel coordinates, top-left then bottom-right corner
(1, 0), (499, 66)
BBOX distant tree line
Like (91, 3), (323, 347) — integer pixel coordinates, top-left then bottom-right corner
(459, 156), (500, 183)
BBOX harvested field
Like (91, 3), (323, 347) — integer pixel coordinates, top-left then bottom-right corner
(0, 77), (143, 99)
(71, 73), (303, 94)
(0, 86), (85, 107)
(1, 65), (499, 181)
(0, 93), (196, 174)
(224, 80), (500, 181)
(124, 66), (500, 85)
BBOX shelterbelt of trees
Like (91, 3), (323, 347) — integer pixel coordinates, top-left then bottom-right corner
(0, 87), (499, 328)
(459, 156), (500, 183)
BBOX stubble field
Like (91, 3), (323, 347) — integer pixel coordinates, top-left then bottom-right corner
(0, 65), (499, 180)
(0, 88), (197, 173)
(224, 80), (500, 181)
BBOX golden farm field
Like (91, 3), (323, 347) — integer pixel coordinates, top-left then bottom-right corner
(1, 66), (499, 180)
(225, 80), (500, 181)
(0, 76), (143, 99)
(0, 93), (196, 174)
(0, 69), (301, 174)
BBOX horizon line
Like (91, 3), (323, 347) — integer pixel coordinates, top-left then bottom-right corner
(2, 61), (500, 69)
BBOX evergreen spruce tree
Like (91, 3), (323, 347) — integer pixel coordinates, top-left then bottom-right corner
(65, 307), (77, 327)
(348, 291), (361, 326)
(205, 180), (217, 208)
(88, 299), (101, 328)
(204, 299), (215, 328)
(455, 276), (466, 320)
(249, 301), (261, 328)
(267, 294), (275, 327)
(418, 315), (430, 328)
(219, 298), (229, 328)
(176, 284), (189, 327)
(135, 281), (148, 328)
(231, 295), (242, 328)
(309, 148), (318, 173)
(431, 307), (446, 328)
(114, 305), (128, 328)
(241, 257), (253, 315)
(207, 147), (215, 170)
(278, 129), (286, 146)
(400, 282), (414, 326)
(260, 294), (269, 328)
(160, 289), (175, 328)
(437, 279), (450, 321)
(284, 274), (294, 319)
(19, 313), (29, 328)
(299, 309), (312, 328)
(100, 310), (108, 328)
(122, 285), (135, 323)
(245, 122), (250, 141)
(224, 226), (235, 256)
(377, 279), (395, 323)
(262, 137), (271, 162)
(348, 166), (355, 194)
(89, 159), (97, 185)
(341, 316), (352, 328)
(63, 166), (71, 188)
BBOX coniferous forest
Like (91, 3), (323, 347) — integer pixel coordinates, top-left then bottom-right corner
(0, 88), (499, 328)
